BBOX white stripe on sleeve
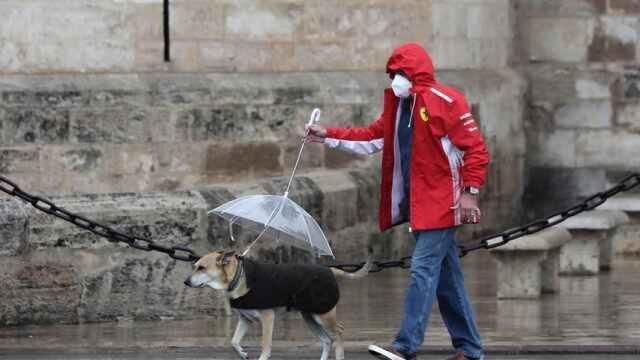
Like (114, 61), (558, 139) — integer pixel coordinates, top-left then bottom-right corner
(325, 138), (384, 155)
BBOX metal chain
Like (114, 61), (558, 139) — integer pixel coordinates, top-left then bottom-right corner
(0, 176), (201, 262)
(329, 173), (640, 272)
(2, 173), (639, 269)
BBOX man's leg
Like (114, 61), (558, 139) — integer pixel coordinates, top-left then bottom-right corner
(436, 230), (483, 359)
(392, 228), (452, 355)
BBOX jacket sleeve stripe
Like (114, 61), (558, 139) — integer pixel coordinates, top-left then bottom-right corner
(325, 138), (384, 155)
(429, 88), (454, 103)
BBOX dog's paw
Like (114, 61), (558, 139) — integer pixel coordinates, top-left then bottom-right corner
(232, 347), (248, 360)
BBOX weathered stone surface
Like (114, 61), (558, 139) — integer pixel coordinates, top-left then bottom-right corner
(311, 170), (359, 232)
(610, 0), (640, 13)
(528, 130), (577, 167)
(205, 142), (283, 182)
(78, 252), (223, 322)
(527, 17), (595, 62)
(617, 101), (640, 130)
(0, 148), (39, 173)
(0, 200), (29, 256)
(4, 108), (70, 145)
(560, 210), (630, 229)
(576, 130), (640, 167)
(515, 0), (606, 16)
(27, 191), (208, 251)
(171, 1), (224, 40)
(554, 100), (611, 128)
(0, 259), (80, 326)
(492, 227), (573, 251)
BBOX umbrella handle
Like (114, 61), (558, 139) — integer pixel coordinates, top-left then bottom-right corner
(285, 108), (322, 197)
(307, 108), (321, 126)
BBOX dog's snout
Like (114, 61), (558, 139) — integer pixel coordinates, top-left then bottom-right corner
(184, 278), (192, 287)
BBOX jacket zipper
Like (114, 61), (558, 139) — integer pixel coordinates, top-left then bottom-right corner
(408, 94), (416, 231)
(408, 94), (416, 128)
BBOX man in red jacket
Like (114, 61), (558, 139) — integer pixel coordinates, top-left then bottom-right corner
(306, 43), (488, 360)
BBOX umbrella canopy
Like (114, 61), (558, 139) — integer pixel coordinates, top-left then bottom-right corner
(209, 108), (334, 258)
(209, 194), (333, 258)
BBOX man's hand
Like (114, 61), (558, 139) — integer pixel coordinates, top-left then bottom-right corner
(305, 124), (327, 143)
(457, 193), (481, 224)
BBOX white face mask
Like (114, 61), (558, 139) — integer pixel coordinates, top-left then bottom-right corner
(391, 74), (412, 98)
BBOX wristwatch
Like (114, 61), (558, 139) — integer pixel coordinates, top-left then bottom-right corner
(463, 186), (479, 195)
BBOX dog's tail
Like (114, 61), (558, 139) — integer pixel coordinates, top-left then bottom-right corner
(330, 256), (373, 280)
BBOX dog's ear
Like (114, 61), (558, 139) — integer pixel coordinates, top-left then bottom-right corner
(216, 251), (236, 266)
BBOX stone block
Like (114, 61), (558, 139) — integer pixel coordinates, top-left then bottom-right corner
(70, 109), (113, 143)
(89, 90), (150, 108)
(431, 39), (475, 70)
(128, 3), (163, 40)
(575, 76), (612, 99)
(40, 146), (105, 175)
(4, 108), (70, 145)
(348, 169), (380, 223)
(432, 2), (467, 38)
(0, 148), (39, 174)
(525, 65), (577, 102)
(515, 0), (606, 16)
(576, 130), (640, 168)
(559, 230), (604, 275)
(0, 259), (81, 325)
(364, 2), (431, 41)
(310, 170), (359, 232)
(27, 191), (208, 251)
(610, 0), (640, 13)
(224, 2), (303, 41)
(467, 3), (511, 39)
(492, 250), (556, 298)
(301, 1), (367, 41)
(527, 17), (594, 62)
(205, 142), (283, 182)
(0, 42), (20, 73)
(470, 39), (510, 68)
(490, 228), (572, 298)
(0, 200), (29, 256)
(0, 2), (136, 73)
(554, 100), (611, 128)
(201, 40), (294, 72)
(617, 101), (640, 131)
(105, 144), (155, 176)
(528, 130), (577, 167)
(154, 143), (207, 175)
(77, 252), (224, 322)
(170, 1), (224, 40)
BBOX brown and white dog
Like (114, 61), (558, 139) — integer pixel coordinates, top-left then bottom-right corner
(184, 250), (371, 360)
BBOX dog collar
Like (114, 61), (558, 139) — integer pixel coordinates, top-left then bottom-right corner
(227, 256), (244, 293)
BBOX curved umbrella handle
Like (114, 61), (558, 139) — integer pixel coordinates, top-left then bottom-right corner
(285, 108), (322, 198)
(308, 108), (321, 126)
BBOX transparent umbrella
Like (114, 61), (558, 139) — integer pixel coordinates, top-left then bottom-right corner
(209, 109), (334, 258)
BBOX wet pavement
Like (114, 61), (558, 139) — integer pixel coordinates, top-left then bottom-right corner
(2, 251), (640, 358)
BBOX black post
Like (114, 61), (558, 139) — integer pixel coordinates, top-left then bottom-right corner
(163, 0), (170, 62)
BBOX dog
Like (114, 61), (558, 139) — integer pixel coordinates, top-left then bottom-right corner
(184, 250), (371, 360)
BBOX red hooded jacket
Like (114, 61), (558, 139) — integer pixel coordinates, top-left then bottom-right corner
(325, 43), (490, 231)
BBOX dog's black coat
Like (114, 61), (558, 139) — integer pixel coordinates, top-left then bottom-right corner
(230, 258), (340, 314)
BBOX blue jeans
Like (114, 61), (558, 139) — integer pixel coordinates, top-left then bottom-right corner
(393, 228), (483, 359)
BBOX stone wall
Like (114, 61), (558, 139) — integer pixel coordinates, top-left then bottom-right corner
(516, 0), (640, 214)
(0, 0), (528, 325)
(0, 168), (414, 326)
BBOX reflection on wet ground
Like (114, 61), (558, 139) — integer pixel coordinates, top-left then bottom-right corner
(1, 252), (640, 352)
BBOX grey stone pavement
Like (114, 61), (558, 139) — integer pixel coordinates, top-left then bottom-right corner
(2, 252), (640, 359)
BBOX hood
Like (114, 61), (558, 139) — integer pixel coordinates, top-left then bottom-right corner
(385, 43), (435, 86)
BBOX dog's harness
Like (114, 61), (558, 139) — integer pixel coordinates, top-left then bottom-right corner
(229, 258), (340, 314)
